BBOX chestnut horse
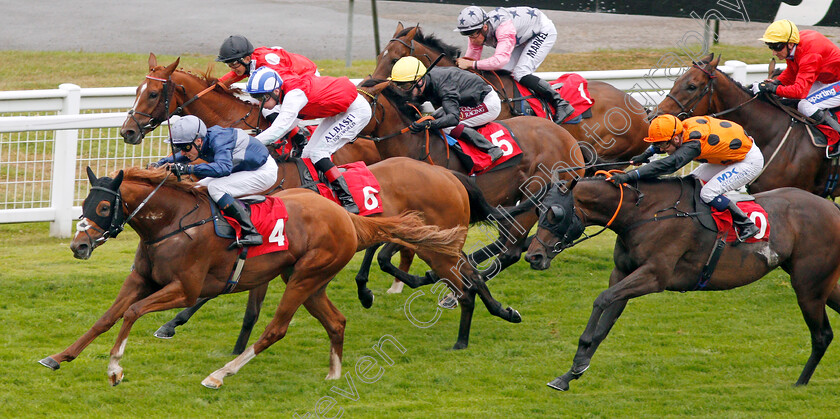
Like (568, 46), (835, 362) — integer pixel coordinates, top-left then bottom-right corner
(524, 176), (840, 391)
(119, 53), (380, 166)
(371, 24), (650, 164)
(656, 53), (840, 198)
(39, 167), (465, 387)
(357, 79), (585, 276)
(153, 156), (523, 351)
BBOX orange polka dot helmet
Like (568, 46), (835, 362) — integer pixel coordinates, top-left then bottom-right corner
(645, 114), (683, 143)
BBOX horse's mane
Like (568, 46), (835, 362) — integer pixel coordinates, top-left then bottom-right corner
(361, 78), (424, 120)
(397, 27), (461, 59)
(117, 167), (206, 197)
(161, 65), (252, 105)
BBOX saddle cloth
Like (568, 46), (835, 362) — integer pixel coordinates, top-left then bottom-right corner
(300, 158), (384, 216)
(443, 121), (523, 175)
(514, 73), (594, 123)
(222, 196), (290, 258)
(814, 109), (840, 148)
(690, 177), (770, 243)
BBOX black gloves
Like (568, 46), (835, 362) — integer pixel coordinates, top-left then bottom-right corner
(630, 152), (651, 165)
(409, 120), (432, 133)
(608, 172), (634, 185)
(757, 81), (778, 95)
(168, 162), (192, 175)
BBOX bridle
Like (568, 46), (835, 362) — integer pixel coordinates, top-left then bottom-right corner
(664, 62), (760, 121)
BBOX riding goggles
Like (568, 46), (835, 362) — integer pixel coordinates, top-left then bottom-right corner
(461, 28), (482, 37)
(174, 142), (196, 152)
(766, 42), (786, 52)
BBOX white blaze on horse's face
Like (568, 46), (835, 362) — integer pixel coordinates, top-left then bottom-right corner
(76, 218), (93, 233)
(132, 83), (148, 110)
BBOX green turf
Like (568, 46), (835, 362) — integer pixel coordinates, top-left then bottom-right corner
(2, 222), (838, 418)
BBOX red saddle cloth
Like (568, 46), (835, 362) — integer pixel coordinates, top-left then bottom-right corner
(711, 201), (771, 243)
(301, 158), (384, 216)
(224, 196), (290, 258)
(815, 109), (840, 147)
(457, 122), (523, 175)
(514, 73), (594, 121)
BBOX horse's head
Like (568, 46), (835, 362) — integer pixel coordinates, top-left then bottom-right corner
(654, 53), (721, 121)
(371, 23), (460, 80)
(524, 180), (585, 270)
(120, 53), (181, 144)
(71, 167), (126, 259)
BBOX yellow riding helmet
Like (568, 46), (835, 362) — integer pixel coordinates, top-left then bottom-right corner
(389, 57), (427, 82)
(758, 19), (800, 44)
(644, 114), (683, 143)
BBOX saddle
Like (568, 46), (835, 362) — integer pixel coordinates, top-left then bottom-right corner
(763, 94), (840, 150)
(209, 195), (266, 240)
(691, 176), (755, 234)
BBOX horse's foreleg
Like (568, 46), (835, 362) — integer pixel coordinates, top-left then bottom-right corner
(301, 287), (346, 380)
(377, 243), (436, 288)
(39, 271), (151, 371)
(107, 280), (193, 386)
(549, 266), (660, 392)
(202, 270), (332, 389)
(354, 244), (381, 309)
(479, 212), (538, 281)
(232, 284), (269, 355)
(153, 297), (213, 339)
(387, 248), (415, 294)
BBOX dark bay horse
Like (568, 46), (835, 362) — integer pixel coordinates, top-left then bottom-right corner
(523, 176), (840, 391)
(154, 156), (522, 351)
(656, 53), (840, 198)
(357, 79), (585, 275)
(40, 167), (465, 387)
(371, 24), (650, 164)
(119, 53), (380, 166)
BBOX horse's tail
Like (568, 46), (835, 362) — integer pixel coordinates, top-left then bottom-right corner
(449, 170), (539, 223)
(350, 211), (466, 256)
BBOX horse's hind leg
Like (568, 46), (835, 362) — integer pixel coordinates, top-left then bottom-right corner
(231, 285), (269, 355)
(791, 284), (835, 386)
(387, 248), (415, 294)
(354, 243), (381, 308)
(377, 243), (437, 288)
(154, 297), (213, 339)
(826, 284), (840, 315)
(301, 286), (346, 380)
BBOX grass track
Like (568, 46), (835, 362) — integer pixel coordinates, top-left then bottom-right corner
(2, 222), (839, 418)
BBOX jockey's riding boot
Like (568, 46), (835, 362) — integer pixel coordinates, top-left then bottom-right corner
(217, 193), (263, 249)
(811, 110), (840, 157)
(329, 175), (360, 214)
(519, 74), (575, 124)
(458, 126), (504, 162)
(727, 201), (760, 242)
(317, 159), (360, 214)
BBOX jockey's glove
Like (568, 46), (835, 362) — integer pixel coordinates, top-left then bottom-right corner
(608, 171), (637, 185)
(630, 147), (656, 165)
(757, 81), (778, 95)
(409, 120), (432, 133)
(168, 162), (192, 175)
(147, 162), (160, 169)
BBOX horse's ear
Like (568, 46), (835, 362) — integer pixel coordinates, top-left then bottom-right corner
(372, 80), (391, 94)
(148, 53), (158, 71)
(112, 170), (124, 187)
(86, 166), (97, 184)
(405, 26), (418, 41)
(163, 57), (180, 76)
(393, 22), (404, 36)
(708, 54), (721, 69)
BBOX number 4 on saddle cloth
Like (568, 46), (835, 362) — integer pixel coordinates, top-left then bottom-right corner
(214, 196), (290, 258)
(513, 73), (594, 124)
(443, 121), (524, 175)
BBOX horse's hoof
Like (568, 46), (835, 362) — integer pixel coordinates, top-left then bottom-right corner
(451, 341), (468, 350)
(108, 370), (124, 386)
(507, 308), (522, 323)
(546, 377), (569, 391)
(38, 357), (60, 370)
(438, 293), (458, 310)
(358, 289), (374, 309)
(386, 282), (404, 294)
(154, 325), (175, 339)
(201, 376), (223, 389)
